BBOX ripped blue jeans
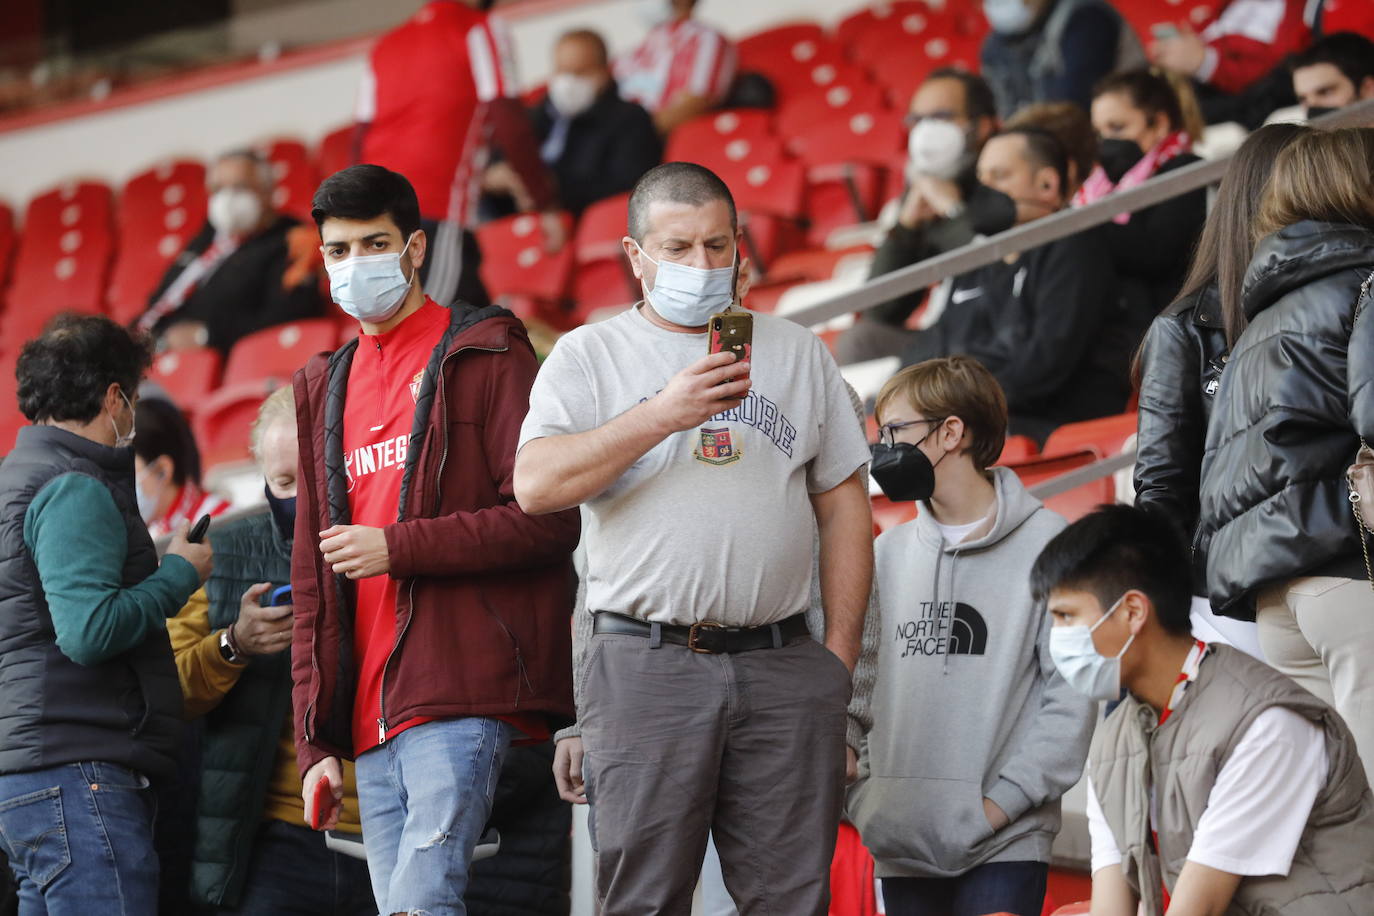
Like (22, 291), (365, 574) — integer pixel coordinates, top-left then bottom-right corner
(355, 718), (511, 916)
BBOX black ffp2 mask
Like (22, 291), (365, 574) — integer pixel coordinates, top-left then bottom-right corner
(871, 442), (937, 502)
(1098, 138), (1146, 184)
(265, 484), (296, 543)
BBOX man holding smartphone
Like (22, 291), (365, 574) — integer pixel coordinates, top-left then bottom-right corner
(515, 162), (874, 914)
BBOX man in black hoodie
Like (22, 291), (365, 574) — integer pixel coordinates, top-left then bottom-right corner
(483, 30), (661, 218)
(904, 127), (1126, 444)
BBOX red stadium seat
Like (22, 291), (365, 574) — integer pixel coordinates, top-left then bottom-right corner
(316, 125), (355, 181)
(1041, 411), (1138, 460)
(997, 435), (1039, 464)
(868, 32), (983, 108)
(790, 110), (906, 245)
(1321, 0), (1374, 35)
(743, 278), (803, 314)
(570, 260), (638, 322)
(1009, 450), (1115, 522)
(742, 35), (852, 101)
(665, 109), (775, 165)
(146, 347), (223, 412)
(837, 1), (942, 48)
(5, 181), (116, 337)
(0, 351), (22, 455)
(572, 192), (631, 265)
(777, 80), (888, 142)
(263, 139), (318, 223)
(108, 160), (208, 324)
(477, 212), (576, 327)
(766, 245), (873, 284)
(194, 380), (279, 470)
(736, 22), (827, 70)
(222, 318), (338, 387)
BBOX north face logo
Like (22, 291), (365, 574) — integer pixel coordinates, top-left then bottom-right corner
(895, 601), (988, 658)
(948, 603), (988, 655)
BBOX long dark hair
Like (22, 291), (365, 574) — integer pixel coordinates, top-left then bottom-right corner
(1178, 122), (1309, 347)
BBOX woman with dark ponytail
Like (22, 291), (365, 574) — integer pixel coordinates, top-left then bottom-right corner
(1079, 68), (1208, 337)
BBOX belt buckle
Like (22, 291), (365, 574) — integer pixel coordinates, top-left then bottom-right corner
(688, 621), (726, 653)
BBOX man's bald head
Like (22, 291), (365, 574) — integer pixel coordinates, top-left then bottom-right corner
(626, 162), (737, 243)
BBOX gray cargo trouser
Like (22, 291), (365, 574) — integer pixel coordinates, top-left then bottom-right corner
(580, 630), (851, 916)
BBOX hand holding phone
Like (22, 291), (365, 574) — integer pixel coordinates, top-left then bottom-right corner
(268, 584), (293, 607)
(187, 514), (213, 544)
(305, 758), (343, 831)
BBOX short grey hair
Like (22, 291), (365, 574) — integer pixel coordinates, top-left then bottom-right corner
(626, 162), (738, 242)
(214, 147), (275, 191)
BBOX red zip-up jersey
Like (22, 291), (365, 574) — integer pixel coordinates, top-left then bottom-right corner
(292, 302), (577, 776)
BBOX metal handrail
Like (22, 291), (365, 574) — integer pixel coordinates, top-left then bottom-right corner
(783, 99), (1374, 330)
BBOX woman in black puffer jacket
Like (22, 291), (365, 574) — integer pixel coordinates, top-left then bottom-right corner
(1134, 123), (1305, 545)
(1197, 127), (1374, 781)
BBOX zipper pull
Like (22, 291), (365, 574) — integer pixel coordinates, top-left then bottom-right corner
(377, 717), (387, 745)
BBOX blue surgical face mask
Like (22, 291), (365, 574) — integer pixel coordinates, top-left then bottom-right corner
(326, 232), (417, 323)
(984, 0), (1036, 35)
(634, 241), (738, 328)
(1048, 593), (1135, 701)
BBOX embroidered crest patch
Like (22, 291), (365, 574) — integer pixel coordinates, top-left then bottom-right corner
(693, 426), (741, 465)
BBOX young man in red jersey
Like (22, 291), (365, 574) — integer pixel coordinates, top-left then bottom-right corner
(290, 164), (580, 915)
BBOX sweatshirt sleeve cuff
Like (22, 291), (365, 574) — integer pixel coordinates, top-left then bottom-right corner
(554, 722), (581, 743)
(986, 777), (1033, 824)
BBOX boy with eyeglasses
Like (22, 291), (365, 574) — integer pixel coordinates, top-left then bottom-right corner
(848, 356), (1095, 916)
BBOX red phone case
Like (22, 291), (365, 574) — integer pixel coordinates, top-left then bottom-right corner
(310, 775), (333, 830)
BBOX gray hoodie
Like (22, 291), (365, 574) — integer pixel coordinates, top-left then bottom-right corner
(847, 467), (1095, 879)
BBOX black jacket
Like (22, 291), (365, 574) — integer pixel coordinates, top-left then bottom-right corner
(1198, 221), (1374, 619)
(1108, 153), (1207, 347)
(143, 215), (323, 355)
(905, 228), (1128, 442)
(532, 85), (661, 216)
(863, 176), (1013, 328)
(1133, 284), (1227, 548)
(0, 426), (184, 781)
(190, 512), (293, 908)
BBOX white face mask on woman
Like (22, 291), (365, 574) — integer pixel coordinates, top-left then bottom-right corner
(1048, 593), (1135, 701)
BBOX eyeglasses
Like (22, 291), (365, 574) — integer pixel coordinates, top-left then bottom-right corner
(877, 417), (946, 447)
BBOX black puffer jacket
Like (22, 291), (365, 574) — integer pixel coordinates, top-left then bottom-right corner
(1197, 221), (1374, 620)
(1133, 284), (1227, 548)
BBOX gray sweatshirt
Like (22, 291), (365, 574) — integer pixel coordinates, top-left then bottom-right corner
(847, 467), (1095, 879)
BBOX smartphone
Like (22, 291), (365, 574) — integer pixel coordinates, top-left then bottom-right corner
(708, 311), (753, 364)
(1151, 22), (1179, 41)
(187, 514), (213, 544)
(310, 774), (334, 830)
(268, 584), (293, 607)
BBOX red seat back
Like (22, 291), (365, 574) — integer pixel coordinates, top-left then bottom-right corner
(193, 380), (278, 470)
(572, 192), (631, 265)
(263, 139), (319, 223)
(6, 182), (116, 334)
(777, 81), (888, 141)
(108, 160), (208, 324)
(222, 318), (338, 387)
(477, 212), (575, 305)
(1041, 411), (1138, 460)
(665, 109), (775, 164)
(147, 347), (224, 413)
(316, 125), (355, 181)
(1009, 450), (1116, 521)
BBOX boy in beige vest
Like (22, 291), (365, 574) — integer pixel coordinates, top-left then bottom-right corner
(1031, 505), (1374, 916)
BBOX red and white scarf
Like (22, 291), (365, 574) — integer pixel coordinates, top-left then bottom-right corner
(1073, 130), (1192, 225)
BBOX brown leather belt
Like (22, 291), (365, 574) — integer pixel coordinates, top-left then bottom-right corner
(592, 611), (809, 654)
